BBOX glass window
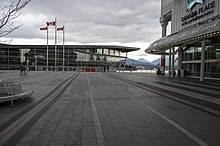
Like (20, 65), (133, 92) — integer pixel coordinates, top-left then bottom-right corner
(216, 49), (220, 59)
(97, 49), (102, 54)
(106, 56), (122, 62)
(76, 52), (90, 61)
(104, 49), (108, 55)
(183, 43), (220, 77)
(207, 46), (220, 60)
(115, 51), (120, 56)
(184, 46), (202, 61)
(110, 50), (114, 55)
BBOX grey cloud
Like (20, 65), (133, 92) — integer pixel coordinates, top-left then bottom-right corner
(3, 0), (161, 44)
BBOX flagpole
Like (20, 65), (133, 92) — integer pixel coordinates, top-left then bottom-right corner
(46, 26), (49, 71)
(55, 18), (57, 71)
(63, 25), (65, 71)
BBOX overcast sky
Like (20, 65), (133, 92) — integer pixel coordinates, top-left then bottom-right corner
(1, 0), (162, 61)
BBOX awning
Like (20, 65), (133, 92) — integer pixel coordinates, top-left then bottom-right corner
(0, 44), (139, 53)
(146, 18), (220, 55)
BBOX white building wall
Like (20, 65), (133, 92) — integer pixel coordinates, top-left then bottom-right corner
(161, 0), (220, 34)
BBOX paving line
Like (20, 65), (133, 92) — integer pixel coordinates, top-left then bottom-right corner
(100, 73), (209, 146)
(87, 73), (105, 146)
(0, 72), (79, 145)
(155, 82), (220, 100)
(110, 75), (220, 117)
(0, 72), (75, 133)
(0, 83), (64, 144)
(125, 93), (209, 146)
(175, 81), (220, 91)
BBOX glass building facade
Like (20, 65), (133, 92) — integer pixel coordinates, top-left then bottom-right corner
(182, 41), (220, 78)
(0, 44), (139, 72)
(146, 0), (220, 79)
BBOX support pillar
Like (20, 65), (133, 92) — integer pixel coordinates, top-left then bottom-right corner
(161, 55), (165, 75)
(171, 47), (175, 78)
(169, 48), (171, 78)
(178, 49), (183, 77)
(160, 21), (168, 75)
(178, 49), (183, 71)
(200, 40), (206, 81)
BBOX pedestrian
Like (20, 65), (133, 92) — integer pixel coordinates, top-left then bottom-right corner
(23, 62), (27, 75)
(20, 63), (24, 75)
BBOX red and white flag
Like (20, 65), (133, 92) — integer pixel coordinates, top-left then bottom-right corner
(57, 26), (64, 31)
(46, 21), (56, 26)
(40, 27), (48, 31)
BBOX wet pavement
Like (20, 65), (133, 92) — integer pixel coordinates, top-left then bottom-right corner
(0, 71), (220, 146)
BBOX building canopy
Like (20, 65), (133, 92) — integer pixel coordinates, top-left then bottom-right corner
(0, 44), (139, 53)
(146, 18), (220, 55)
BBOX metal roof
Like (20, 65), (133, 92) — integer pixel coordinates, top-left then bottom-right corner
(146, 18), (220, 55)
(0, 44), (139, 53)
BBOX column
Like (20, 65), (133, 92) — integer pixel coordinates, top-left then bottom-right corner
(200, 40), (206, 81)
(171, 47), (175, 78)
(161, 21), (168, 75)
(169, 48), (171, 78)
(161, 55), (165, 75)
(178, 49), (183, 77)
(178, 49), (183, 70)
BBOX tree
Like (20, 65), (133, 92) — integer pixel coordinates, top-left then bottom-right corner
(0, 0), (31, 38)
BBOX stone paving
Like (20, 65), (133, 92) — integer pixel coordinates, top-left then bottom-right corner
(0, 71), (220, 146)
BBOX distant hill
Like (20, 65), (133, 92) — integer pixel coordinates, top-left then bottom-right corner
(126, 57), (178, 70)
(137, 58), (149, 63)
(126, 58), (156, 69)
(151, 56), (178, 66)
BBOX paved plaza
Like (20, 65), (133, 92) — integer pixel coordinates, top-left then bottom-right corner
(0, 71), (220, 146)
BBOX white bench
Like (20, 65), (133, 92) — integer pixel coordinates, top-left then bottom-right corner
(0, 80), (33, 106)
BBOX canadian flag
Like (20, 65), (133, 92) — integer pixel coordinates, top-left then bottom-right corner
(57, 26), (64, 31)
(46, 21), (56, 26)
(40, 27), (48, 31)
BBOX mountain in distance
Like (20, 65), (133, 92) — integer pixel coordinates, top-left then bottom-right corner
(151, 56), (178, 66)
(151, 58), (162, 66)
(126, 56), (178, 68)
(137, 58), (149, 63)
(126, 58), (156, 69)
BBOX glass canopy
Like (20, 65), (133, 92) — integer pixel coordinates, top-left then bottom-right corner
(146, 18), (220, 54)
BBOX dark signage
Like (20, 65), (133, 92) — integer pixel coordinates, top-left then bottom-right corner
(181, 1), (216, 26)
